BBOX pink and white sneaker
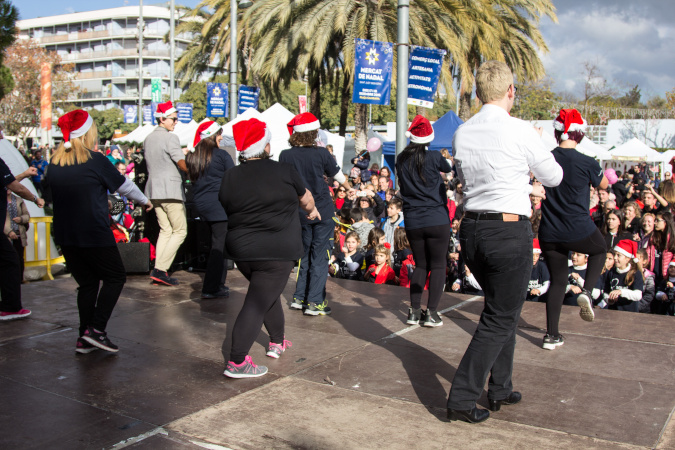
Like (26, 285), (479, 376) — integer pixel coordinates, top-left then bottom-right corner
(0, 309), (31, 321)
(266, 339), (292, 359)
(224, 355), (268, 378)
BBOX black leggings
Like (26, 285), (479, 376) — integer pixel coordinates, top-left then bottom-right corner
(541, 229), (607, 337)
(228, 260), (294, 364)
(405, 223), (451, 311)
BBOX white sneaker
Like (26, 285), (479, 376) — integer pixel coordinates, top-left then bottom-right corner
(577, 290), (595, 322)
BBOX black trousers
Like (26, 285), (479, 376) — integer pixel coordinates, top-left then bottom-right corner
(12, 239), (24, 279)
(0, 236), (22, 312)
(406, 224), (451, 311)
(540, 229), (606, 337)
(448, 218), (532, 410)
(203, 221), (228, 294)
(228, 260), (294, 364)
(61, 246), (127, 336)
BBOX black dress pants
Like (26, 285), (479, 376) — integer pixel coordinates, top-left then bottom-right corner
(61, 246), (127, 336)
(203, 221), (228, 294)
(447, 218), (532, 410)
(0, 236), (22, 312)
(406, 224), (451, 311)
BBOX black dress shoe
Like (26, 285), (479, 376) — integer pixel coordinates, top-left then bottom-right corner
(447, 407), (490, 423)
(488, 391), (522, 411)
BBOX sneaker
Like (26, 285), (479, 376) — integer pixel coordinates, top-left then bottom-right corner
(304, 301), (332, 316)
(224, 355), (268, 378)
(406, 307), (422, 325)
(577, 290), (595, 322)
(266, 339), (292, 359)
(75, 337), (99, 354)
(290, 298), (308, 310)
(201, 287), (230, 299)
(0, 309), (32, 321)
(82, 327), (119, 353)
(423, 310), (443, 327)
(542, 334), (564, 350)
(150, 269), (179, 286)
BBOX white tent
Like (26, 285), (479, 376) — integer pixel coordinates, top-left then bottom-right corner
(172, 120), (199, 147)
(112, 123), (155, 144)
(606, 138), (662, 161)
(540, 131), (558, 151)
(260, 103), (295, 161)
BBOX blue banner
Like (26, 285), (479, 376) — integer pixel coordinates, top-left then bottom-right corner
(352, 39), (394, 105)
(142, 105), (152, 123)
(238, 86), (260, 115)
(123, 105), (137, 124)
(206, 82), (228, 118)
(176, 103), (193, 123)
(407, 46), (446, 108)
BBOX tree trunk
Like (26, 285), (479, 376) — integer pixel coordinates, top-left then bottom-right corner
(415, 106), (426, 117)
(339, 73), (351, 136)
(309, 71), (321, 122)
(354, 103), (368, 154)
(458, 91), (473, 122)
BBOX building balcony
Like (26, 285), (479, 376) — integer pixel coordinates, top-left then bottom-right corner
(60, 48), (171, 62)
(34, 29), (191, 44)
(76, 70), (113, 80)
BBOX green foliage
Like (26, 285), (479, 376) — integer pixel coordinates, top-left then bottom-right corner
(617, 85), (642, 108)
(0, 65), (14, 100)
(88, 108), (137, 142)
(511, 78), (560, 120)
(0, 0), (18, 102)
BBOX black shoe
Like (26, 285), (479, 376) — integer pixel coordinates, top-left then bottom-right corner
(542, 333), (564, 350)
(75, 337), (98, 354)
(82, 327), (119, 353)
(201, 287), (230, 299)
(488, 391), (522, 411)
(150, 269), (179, 286)
(447, 407), (490, 424)
(406, 307), (422, 325)
(423, 310), (443, 327)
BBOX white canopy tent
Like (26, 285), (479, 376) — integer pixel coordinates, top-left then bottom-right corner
(172, 120), (199, 147)
(600, 137), (664, 176)
(112, 123), (155, 144)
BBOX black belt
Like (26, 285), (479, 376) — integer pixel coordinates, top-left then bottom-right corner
(464, 211), (529, 221)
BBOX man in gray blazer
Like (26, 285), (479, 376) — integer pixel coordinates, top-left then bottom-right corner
(144, 101), (188, 286)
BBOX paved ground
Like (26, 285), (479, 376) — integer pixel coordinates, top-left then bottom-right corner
(1, 270), (674, 449)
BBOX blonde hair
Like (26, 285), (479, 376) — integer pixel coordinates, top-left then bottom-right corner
(373, 243), (392, 266)
(475, 60), (513, 103)
(52, 122), (97, 166)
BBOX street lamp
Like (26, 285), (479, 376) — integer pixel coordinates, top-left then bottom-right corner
(230, 0), (253, 120)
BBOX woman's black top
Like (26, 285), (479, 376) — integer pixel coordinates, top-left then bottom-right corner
(604, 231), (633, 250)
(192, 149), (234, 222)
(219, 159), (305, 261)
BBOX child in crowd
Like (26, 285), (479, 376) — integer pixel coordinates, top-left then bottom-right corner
(653, 262), (675, 315)
(527, 239), (550, 302)
(329, 231), (365, 280)
(594, 252), (615, 305)
(333, 209), (352, 252)
(393, 228), (412, 277)
(565, 252), (588, 306)
(385, 188), (397, 203)
(364, 228), (386, 269)
(364, 243), (398, 285)
(600, 240), (644, 312)
(350, 207), (374, 252)
(637, 248), (655, 313)
(381, 197), (404, 247)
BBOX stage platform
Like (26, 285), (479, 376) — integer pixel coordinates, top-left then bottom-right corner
(1, 270), (674, 449)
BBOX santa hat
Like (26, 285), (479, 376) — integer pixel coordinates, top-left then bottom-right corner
(553, 109), (586, 141)
(614, 239), (638, 262)
(155, 101), (177, 118)
(192, 121), (221, 149)
(533, 239), (541, 254)
(57, 109), (94, 149)
(287, 112), (320, 135)
(405, 115), (434, 144)
(233, 118), (272, 159)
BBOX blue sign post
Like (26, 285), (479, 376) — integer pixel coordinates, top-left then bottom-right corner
(352, 39), (394, 105)
(176, 103), (193, 123)
(206, 82), (228, 118)
(407, 46), (446, 108)
(123, 105), (137, 124)
(237, 86), (260, 115)
(142, 105), (152, 123)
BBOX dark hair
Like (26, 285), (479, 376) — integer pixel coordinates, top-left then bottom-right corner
(350, 207), (365, 223)
(289, 130), (318, 147)
(653, 212), (675, 253)
(554, 129), (585, 144)
(367, 227), (385, 250)
(397, 143), (428, 184)
(186, 130), (223, 182)
(380, 166), (391, 177)
(386, 188), (397, 196)
(114, 161), (126, 169)
(388, 197), (403, 210)
(393, 227), (410, 252)
(603, 209), (626, 236)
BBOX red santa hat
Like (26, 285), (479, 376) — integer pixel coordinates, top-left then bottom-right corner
(553, 109), (586, 141)
(155, 101), (177, 118)
(614, 239), (638, 262)
(405, 115), (434, 144)
(57, 109), (94, 149)
(533, 238), (541, 254)
(233, 118), (272, 159)
(192, 121), (221, 149)
(287, 112), (320, 135)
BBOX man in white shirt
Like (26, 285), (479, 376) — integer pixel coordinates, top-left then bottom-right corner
(446, 61), (563, 424)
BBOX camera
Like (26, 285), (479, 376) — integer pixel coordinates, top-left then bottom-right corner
(356, 191), (368, 198)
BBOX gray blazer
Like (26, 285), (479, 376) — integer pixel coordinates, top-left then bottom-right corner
(143, 126), (185, 201)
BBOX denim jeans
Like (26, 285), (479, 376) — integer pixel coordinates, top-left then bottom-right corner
(294, 219), (334, 304)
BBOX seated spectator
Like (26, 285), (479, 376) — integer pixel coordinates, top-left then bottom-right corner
(370, 163), (380, 175)
(564, 252), (588, 306)
(600, 240), (643, 312)
(106, 146), (124, 166)
(637, 248), (655, 313)
(356, 190), (384, 222)
(334, 185), (348, 211)
(602, 210), (632, 250)
(594, 252), (615, 304)
(329, 231), (365, 280)
(350, 207), (374, 251)
(385, 188), (397, 203)
(527, 239), (550, 302)
(115, 161), (127, 178)
(636, 213), (655, 247)
(379, 166), (394, 189)
(459, 266), (483, 295)
(364, 227), (386, 269)
(399, 252), (429, 290)
(642, 185), (668, 214)
(653, 262), (675, 315)
(622, 201), (642, 234)
(393, 227), (412, 277)
(590, 188), (611, 229)
(333, 209), (352, 254)
(369, 173), (379, 187)
(381, 197), (404, 247)
(376, 176), (389, 201)
(364, 243), (398, 285)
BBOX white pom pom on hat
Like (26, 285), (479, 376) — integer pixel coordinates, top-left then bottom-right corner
(57, 109), (93, 148)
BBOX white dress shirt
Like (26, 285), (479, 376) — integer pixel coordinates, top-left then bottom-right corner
(453, 104), (563, 217)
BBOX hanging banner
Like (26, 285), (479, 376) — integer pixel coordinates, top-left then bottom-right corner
(237, 86), (260, 115)
(352, 38), (394, 105)
(151, 78), (163, 102)
(143, 105), (152, 123)
(176, 103), (193, 123)
(206, 82), (228, 118)
(123, 105), (137, 124)
(40, 63), (52, 131)
(407, 46), (446, 108)
(298, 95), (307, 114)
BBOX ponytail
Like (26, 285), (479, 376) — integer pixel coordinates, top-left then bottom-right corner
(625, 259), (643, 287)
